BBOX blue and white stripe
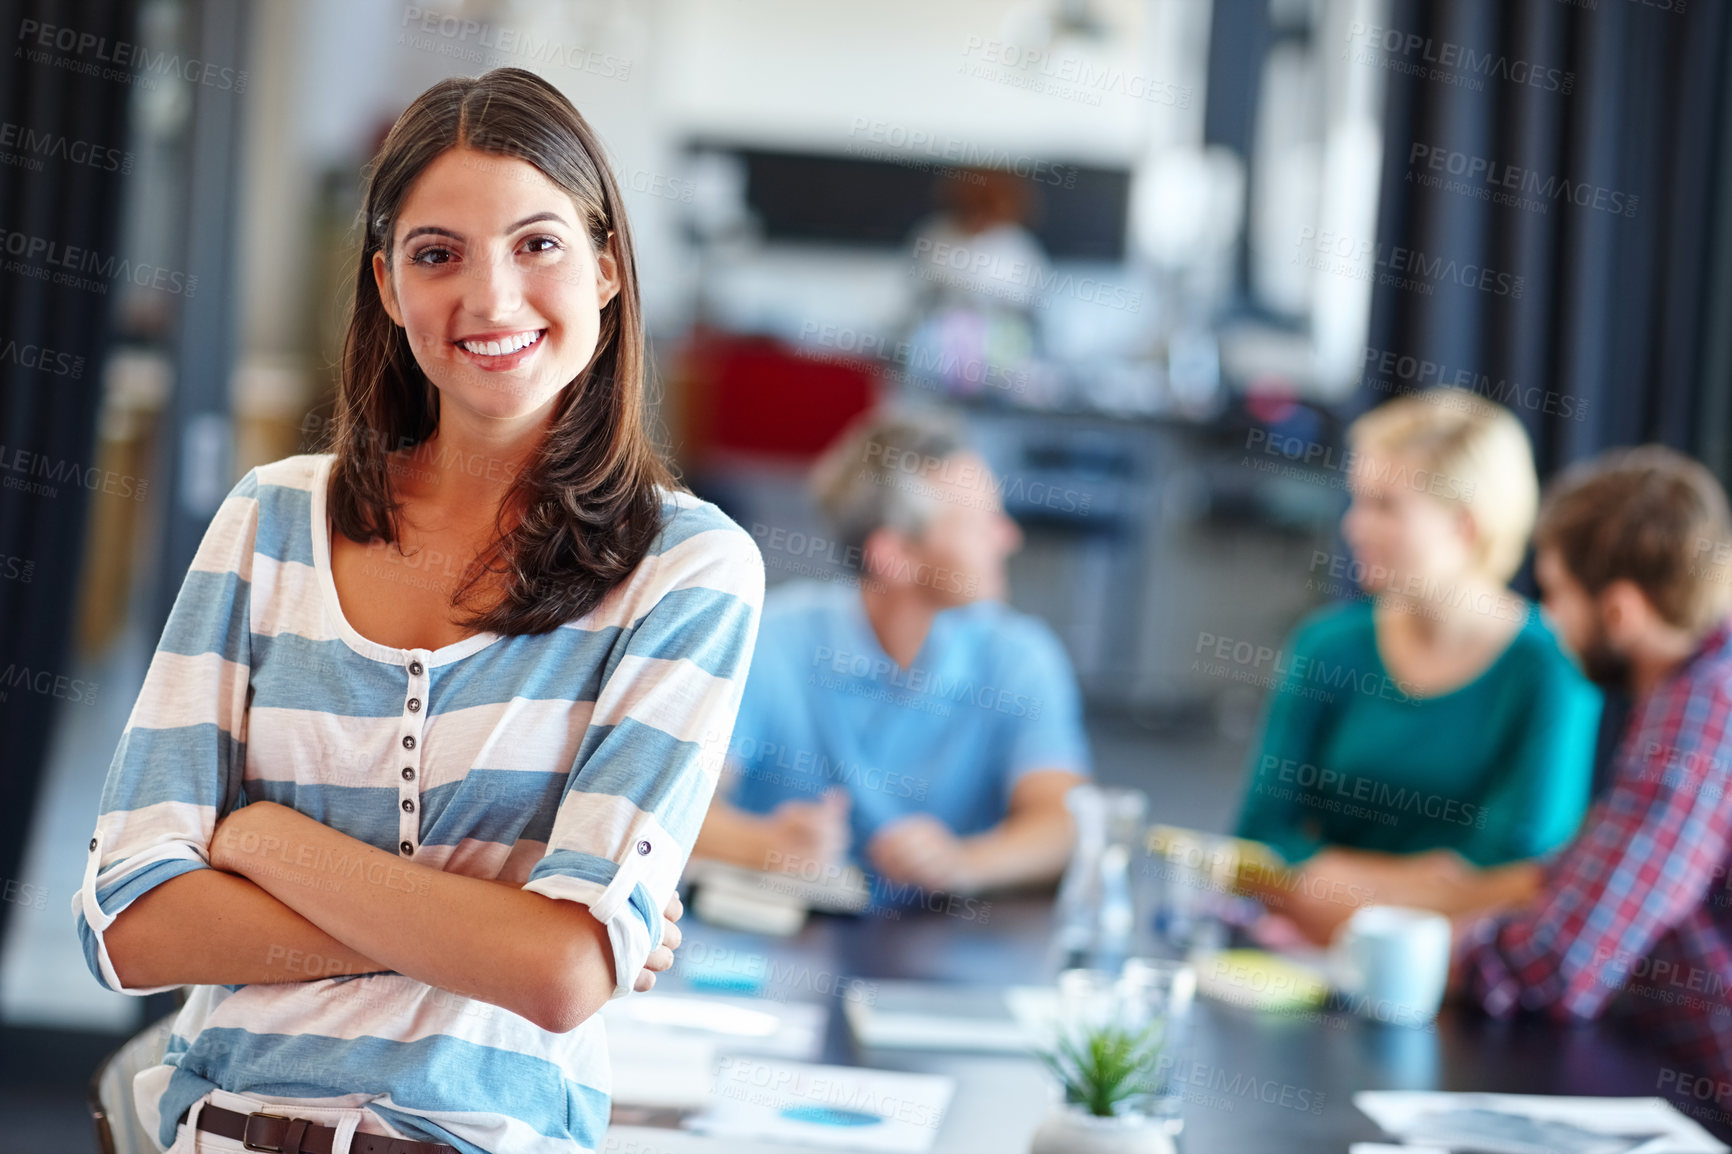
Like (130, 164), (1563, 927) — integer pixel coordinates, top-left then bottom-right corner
(72, 453), (763, 1152)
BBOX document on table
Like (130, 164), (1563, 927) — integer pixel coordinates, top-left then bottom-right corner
(602, 993), (829, 1113)
(843, 980), (1048, 1052)
(690, 1057), (956, 1151)
(1354, 1091), (1728, 1154)
(602, 991), (826, 1060)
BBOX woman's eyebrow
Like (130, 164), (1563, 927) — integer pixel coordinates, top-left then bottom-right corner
(507, 211), (569, 231)
(401, 212), (570, 245)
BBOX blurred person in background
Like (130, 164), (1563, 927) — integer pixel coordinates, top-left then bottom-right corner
(899, 168), (1048, 403)
(73, 68), (759, 1154)
(1444, 446), (1732, 1086)
(694, 408), (1090, 897)
(1233, 389), (1601, 944)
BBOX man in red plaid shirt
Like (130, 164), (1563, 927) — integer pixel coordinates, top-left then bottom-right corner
(1448, 446), (1732, 1085)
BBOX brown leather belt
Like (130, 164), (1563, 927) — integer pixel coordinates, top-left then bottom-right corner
(195, 1104), (459, 1154)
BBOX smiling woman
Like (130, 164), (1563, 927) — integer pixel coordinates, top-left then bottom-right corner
(74, 69), (764, 1154)
(334, 68), (665, 642)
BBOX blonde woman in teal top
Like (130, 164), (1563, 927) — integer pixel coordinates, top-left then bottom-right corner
(1234, 388), (1601, 942)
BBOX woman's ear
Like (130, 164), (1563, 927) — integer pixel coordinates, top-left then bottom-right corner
(1453, 503), (1485, 566)
(595, 230), (622, 310)
(372, 249), (404, 327)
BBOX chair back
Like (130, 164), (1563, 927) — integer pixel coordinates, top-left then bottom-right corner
(89, 1013), (177, 1154)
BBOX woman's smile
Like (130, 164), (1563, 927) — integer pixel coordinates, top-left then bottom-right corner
(454, 327), (547, 370)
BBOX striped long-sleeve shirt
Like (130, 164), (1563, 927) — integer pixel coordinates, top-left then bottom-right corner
(71, 453), (764, 1153)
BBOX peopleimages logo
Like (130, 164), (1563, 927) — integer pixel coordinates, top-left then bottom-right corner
(751, 522), (979, 599)
(863, 440), (1095, 515)
(1295, 227), (1525, 299)
(1408, 144), (1638, 218)
(1343, 21), (1573, 94)
(810, 644), (1044, 719)
(1306, 549), (1528, 626)
(16, 19), (248, 92)
(730, 735), (930, 803)
(1150, 1056), (1327, 1115)
(1256, 755), (1487, 829)
(795, 320), (1029, 397)
(910, 235), (1142, 312)
(1193, 631), (1420, 705)
(846, 118), (1078, 188)
(0, 121), (131, 174)
(0, 339), (84, 379)
(810, 641), (1039, 713)
(0, 664), (98, 705)
(0, 878), (47, 911)
(1359, 345), (1589, 423)
(0, 226), (195, 297)
(958, 37), (1193, 109)
(398, 6), (631, 81)
(0, 444), (148, 502)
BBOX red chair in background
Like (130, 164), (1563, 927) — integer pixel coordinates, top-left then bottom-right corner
(675, 328), (882, 473)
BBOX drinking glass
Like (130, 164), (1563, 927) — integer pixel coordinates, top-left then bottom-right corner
(1117, 956), (1197, 1135)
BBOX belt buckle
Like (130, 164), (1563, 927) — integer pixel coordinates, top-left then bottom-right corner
(242, 1111), (292, 1152)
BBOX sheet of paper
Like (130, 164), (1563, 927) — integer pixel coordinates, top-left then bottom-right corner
(1355, 1091), (1728, 1154)
(690, 1057), (956, 1151)
(844, 980), (1040, 1052)
(602, 991), (827, 1064)
(606, 1027), (715, 1110)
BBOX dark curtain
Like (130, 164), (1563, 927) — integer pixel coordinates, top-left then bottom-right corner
(0, 0), (137, 949)
(1204, 0), (1275, 298)
(1365, 0), (1732, 476)
(1363, 0), (1732, 795)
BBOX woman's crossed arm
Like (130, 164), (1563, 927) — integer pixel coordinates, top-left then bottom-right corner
(104, 801), (681, 1033)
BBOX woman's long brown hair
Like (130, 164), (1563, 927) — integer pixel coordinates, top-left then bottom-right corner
(327, 67), (678, 636)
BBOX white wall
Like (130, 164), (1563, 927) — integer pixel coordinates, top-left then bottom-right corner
(656, 0), (1198, 160)
(236, 0), (1214, 392)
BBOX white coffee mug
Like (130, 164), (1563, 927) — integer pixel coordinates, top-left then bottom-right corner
(1331, 904), (1451, 1027)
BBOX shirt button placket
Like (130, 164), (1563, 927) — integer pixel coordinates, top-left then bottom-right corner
(400, 651), (430, 857)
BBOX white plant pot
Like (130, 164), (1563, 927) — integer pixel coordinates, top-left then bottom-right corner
(1028, 1106), (1178, 1154)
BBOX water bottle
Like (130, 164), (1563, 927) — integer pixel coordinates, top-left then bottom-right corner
(1050, 785), (1148, 975)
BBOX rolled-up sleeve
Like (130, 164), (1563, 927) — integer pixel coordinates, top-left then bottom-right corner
(72, 470), (257, 994)
(523, 505), (763, 999)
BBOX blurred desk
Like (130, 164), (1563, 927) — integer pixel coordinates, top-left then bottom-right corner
(619, 895), (1726, 1153)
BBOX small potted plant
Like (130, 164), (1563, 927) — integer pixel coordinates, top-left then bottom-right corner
(1029, 992), (1178, 1153)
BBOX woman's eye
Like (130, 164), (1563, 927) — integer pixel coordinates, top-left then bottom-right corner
(522, 235), (562, 255)
(408, 246), (455, 267)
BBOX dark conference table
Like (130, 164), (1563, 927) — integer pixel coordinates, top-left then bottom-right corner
(613, 892), (1732, 1153)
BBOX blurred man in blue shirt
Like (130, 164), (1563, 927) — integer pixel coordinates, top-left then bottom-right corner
(694, 410), (1091, 896)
